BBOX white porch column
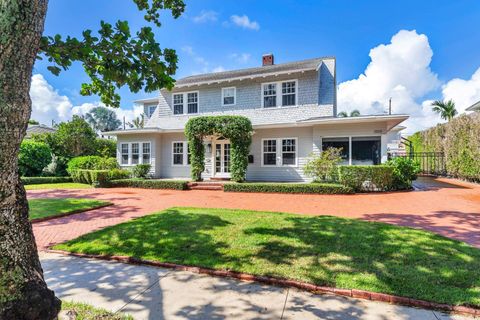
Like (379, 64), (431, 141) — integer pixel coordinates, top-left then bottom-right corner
(348, 136), (352, 165)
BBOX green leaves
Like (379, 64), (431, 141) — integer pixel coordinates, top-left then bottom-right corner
(38, 0), (185, 108)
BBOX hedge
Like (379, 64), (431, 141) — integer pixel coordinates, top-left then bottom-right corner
(72, 169), (130, 187)
(409, 113), (480, 181)
(108, 179), (189, 190)
(338, 165), (394, 192)
(223, 182), (353, 194)
(21, 176), (73, 185)
(19, 140), (52, 177)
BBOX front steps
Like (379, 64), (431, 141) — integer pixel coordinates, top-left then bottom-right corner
(187, 181), (225, 191)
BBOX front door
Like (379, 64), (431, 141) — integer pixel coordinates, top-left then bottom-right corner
(214, 141), (231, 178)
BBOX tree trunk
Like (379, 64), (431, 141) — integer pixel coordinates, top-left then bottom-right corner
(0, 1), (61, 319)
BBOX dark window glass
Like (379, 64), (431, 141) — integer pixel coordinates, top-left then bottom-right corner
(173, 94), (183, 114)
(282, 81), (296, 106)
(187, 92), (198, 114)
(322, 138), (349, 165)
(352, 137), (381, 165)
(263, 139), (276, 165)
(282, 139), (296, 165)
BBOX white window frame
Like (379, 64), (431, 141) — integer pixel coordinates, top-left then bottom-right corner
(142, 142), (151, 164)
(131, 143), (140, 165)
(171, 141), (190, 166)
(172, 91), (200, 115)
(146, 104), (157, 118)
(261, 137), (298, 167)
(261, 79), (298, 108)
(261, 139), (277, 166)
(121, 143), (129, 165)
(119, 141), (151, 166)
(173, 93), (184, 115)
(222, 87), (236, 106)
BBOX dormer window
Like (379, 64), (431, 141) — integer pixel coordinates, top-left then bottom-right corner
(146, 104), (157, 118)
(222, 87), (236, 106)
(173, 91), (199, 115)
(262, 80), (297, 108)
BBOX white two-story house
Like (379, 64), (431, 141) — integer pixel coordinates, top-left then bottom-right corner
(108, 54), (408, 181)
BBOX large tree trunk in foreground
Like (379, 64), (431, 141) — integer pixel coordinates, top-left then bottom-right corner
(0, 1), (61, 319)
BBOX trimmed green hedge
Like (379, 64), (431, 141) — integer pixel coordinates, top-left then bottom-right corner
(73, 169), (130, 187)
(108, 179), (189, 190)
(338, 165), (394, 192)
(21, 176), (73, 185)
(223, 182), (353, 194)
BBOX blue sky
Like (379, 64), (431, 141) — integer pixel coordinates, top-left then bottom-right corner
(32, 0), (480, 133)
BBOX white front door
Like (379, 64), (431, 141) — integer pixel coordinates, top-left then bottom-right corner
(213, 141), (231, 178)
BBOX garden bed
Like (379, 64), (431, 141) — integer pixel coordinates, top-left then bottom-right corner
(224, 182), (353, 194)
(54, 207), (480, 308)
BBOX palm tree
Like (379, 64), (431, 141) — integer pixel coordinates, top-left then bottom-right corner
(128, 114), (145, 129)
(431, 99), (458, 121)
(337, 111), (348, 117)
(350, 109), (361, 117)
(85, 106), (122, 132)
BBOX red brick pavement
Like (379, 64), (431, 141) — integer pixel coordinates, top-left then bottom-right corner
(30, 177), (480, 250)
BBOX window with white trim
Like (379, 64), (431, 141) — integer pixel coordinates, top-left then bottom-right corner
(146, 104), (157, 117)
(222, 87), (236, 106)
(187, 92), (198, 114)
(282, 138), (296, 165)
(173, 94), (183, 115)
(282, 81), (296, 106)
(186, 143), (191, 165)
(131, 143), (139, 165)
(173, 142), (184, 165)
(121, 143), (129, 165)
(263, 139), (277, 165)
(142, 142), (151, 164)
(263, 83), (277, 108)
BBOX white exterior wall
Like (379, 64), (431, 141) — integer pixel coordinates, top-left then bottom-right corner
(116, 133), (161, 177)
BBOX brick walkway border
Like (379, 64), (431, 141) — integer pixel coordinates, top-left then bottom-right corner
(30, 203), (113, 223)
(47, 249), (479, 317)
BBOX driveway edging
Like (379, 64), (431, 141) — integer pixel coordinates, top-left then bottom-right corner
(46, 249), (479, 317)
(31, 203), (113, 223)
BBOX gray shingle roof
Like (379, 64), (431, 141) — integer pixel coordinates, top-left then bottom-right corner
(175, 57), (332, 87)
(26, 125), (56, 137)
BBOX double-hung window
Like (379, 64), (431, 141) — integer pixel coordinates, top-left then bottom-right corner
(131, 143), (140, 165)
(282, 81), (296, 106)
(263, 139), (277, 165)
(222, 87), (236, 106)
(146, 104), (157, 118)
(262, 138), (297, 166)
(173, 94), (184, 115)
(121, 143), (129, 165)
(281, 138), (296, 165)
(173, 142), (184, 165)
(142, 142), (151, 164)
(263, 83), (277, 108)
(262, 80), (297, 108)
(187, 92), (198, 114)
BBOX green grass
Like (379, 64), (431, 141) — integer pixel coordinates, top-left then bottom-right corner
(25, 183), (92, 190)
(29, 198), (110, 220)
(54, 207), (480, 307)
(61, 301), (132, 320)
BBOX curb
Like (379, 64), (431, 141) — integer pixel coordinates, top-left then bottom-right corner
(46, 249), (479, 317)
(31, 203), (113, 223)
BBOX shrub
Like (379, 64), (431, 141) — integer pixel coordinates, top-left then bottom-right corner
(223, 182), (353, 194)
(131, 164), (151, 179)
(74, 169), (110, 187)
(386, 157), (420, 190)
(303, 148), (343, 182)
(108, 179), (188, 190)
(338, 166), (394, 192)
(67, 156), (119, 177)
(109, 168), (131, 180)
(95, 138), (116, 158)
(21, 176), (72, 185)
(18, 140), (52, 176)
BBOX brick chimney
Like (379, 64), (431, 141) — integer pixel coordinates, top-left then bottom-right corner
(262, 53), (274, 66)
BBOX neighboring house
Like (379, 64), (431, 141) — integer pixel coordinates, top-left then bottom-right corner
(108, 54), (408, 181)
(25, 124), (56, 138)
(466, 101), (480, 112)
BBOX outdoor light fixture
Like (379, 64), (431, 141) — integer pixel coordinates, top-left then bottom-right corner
(206, 143), (212, 153)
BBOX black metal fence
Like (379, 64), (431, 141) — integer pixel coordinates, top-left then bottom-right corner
(388, 152), (446, 176)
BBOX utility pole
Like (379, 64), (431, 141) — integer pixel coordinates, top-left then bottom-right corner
(389, 97), (392, 115)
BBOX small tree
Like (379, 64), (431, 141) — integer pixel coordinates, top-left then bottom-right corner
(304, 147), (343, 182)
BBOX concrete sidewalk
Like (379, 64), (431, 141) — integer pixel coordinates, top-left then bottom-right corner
(40, 252), (470, 320)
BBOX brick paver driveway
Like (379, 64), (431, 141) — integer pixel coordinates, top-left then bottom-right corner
(30, 177), (480, 250)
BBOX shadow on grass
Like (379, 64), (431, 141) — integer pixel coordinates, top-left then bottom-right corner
(56, 208), (480, 307)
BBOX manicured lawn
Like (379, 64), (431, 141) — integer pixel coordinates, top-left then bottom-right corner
(25, 183), (92, 190)
(55, 207), (480, 307)
(29, 198), (111, 220)
(61, 301), (132, 320)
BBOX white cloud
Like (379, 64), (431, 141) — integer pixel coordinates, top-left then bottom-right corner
(229, 53), (251, 64)
(30, 74), (142, 127)
(181, 46), (224, 74)
(337, 30), (441, 133)
(441, 67), (480, 113)
(230, 15), (260, 31)
(192, 10), (218, 23)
